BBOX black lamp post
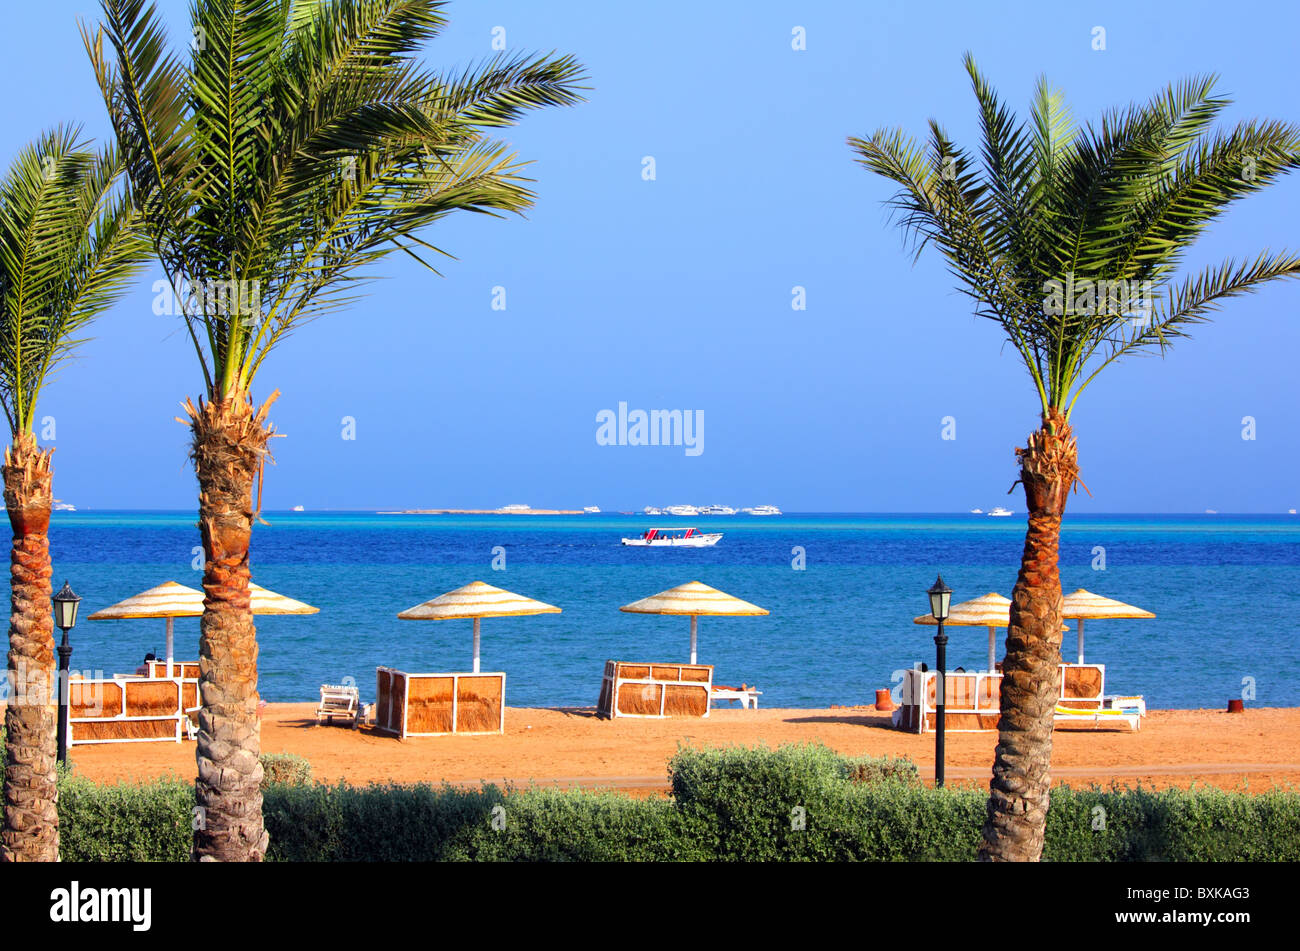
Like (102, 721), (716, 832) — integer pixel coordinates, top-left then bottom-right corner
(927, 575), (952, 788)
(52, 581), (81, 767)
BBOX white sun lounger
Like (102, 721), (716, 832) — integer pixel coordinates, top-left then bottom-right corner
(710, 684), (762, 709)
(1103, 695), (1147, 717)
(316, 684), (362, 728)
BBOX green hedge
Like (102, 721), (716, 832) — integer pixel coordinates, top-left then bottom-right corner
(4, 741), (1298, 861)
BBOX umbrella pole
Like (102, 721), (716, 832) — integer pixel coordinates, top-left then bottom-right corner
(1077, 618), (1085, 665)
(165, 616), (174, 677)
(988, 626), (995, 673)
(473, 617), (481, 674)
(690, 615), (698, 665)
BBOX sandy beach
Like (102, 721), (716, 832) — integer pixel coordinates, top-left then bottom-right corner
(63, 704), (1300, 794)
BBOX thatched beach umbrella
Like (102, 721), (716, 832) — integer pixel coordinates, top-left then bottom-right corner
(913, 592), (1011, 672)
(619, 580), (768, 665)
(397, 580), (561, 673)
(88, 580), (319, 675)
(1062, 588), (1155, 664)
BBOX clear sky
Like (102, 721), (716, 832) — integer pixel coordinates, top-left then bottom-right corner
(4, 1), (1298, 512)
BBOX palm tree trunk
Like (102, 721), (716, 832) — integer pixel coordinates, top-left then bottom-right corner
(979, 409), (1078, 862)
(1, 431), (57, 862)
(186, 392), (275, 862)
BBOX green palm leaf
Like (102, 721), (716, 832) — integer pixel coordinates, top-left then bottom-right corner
(0, 127), (147, 434)
(83, 0), (587, 399)
(850, 57), (1300, 420)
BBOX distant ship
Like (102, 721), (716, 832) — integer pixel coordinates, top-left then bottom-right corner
(987, 507), (1013, 517)
(497, 504), (532, 513)
(291, 505), (305, 512)
(742, 505), (781, 516)
(53, 502), (76, 512)
(643, 506), (663, 516)
(622, 527), (722, 547)
(698, 504), (737, 515)
(1205, 509), (1218, 515)
(583, 506), (601, 513)
(664, 504), (700, 516)
(970, 508), (983, 514)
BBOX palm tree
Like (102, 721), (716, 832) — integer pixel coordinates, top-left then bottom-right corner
(82, 0), (585, 860)
(851, 57), (1300, 861)
(0, 126), (144, 862)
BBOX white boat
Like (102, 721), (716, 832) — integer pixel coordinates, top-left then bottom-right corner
(643, 506), (663, 516)
(497, 504), (531, 513)
(988, 507), (1013, 517)
(970, 508), (983, 514)
(742, 505), (781, 516)
(664, 504), (699, 516)
(583, 506), (601, 513)
(291, 505), (305, 512)
(53, 502), (76, 512)
(621, 527), (722, 547)
(699, 504), (737, 515)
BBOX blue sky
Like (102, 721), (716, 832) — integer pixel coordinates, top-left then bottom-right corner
(4, 0), (1299, 512)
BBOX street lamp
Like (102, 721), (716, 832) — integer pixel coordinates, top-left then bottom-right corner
(52, 581), (81, 767)
(927, 575), (952, 788)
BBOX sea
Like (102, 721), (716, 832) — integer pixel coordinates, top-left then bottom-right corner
(45, 511), (1300, 710)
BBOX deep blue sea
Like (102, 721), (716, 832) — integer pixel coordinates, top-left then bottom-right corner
(45, 511), (1300, 710)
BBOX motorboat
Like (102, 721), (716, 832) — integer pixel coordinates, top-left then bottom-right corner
(621, 527), (722, 547)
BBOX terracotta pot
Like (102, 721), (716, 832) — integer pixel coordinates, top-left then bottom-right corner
(1227, 698), (1244, 713)
(875, 688), (895, 711)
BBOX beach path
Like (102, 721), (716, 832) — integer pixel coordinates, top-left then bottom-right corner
(60, 705), (1300, 794)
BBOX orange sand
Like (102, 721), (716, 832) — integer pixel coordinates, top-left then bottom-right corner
(63, 704), (1300, 794)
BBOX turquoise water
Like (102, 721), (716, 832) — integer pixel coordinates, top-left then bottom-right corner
(44, 511), (1300, 710)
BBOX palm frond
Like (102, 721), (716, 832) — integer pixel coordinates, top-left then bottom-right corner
(0, 129), (147, 434)
(86, 0), (585, 399)
(852, 58), (1300, 418)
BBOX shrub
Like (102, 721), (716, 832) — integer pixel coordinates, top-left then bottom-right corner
(670, 743), (976, 860)
(845, 753), (921, 786)
(57, 774), (194, 862)
(670, 743), (854, 860)
(266, 781), (506, 861)
(260, 752), (312, 789)
(454, 787), (708, 862)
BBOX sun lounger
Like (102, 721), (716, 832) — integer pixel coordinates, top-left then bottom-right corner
(710, 684), (762, 709)
(1054, 703), (1140, 732)
(1103, 695), (1146, 716)
(317, 684), (362, 728)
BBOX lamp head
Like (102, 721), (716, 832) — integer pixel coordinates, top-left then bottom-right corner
(52, 581), (81, 632)
(927, 575), (952, 622)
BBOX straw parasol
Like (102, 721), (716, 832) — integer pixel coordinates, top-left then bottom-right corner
(1061, 588), (1155, 664)
(88, 580), (319, 675)
(397, 580), (561, 672)
(913, 592), (1011, 672)
(619, 580), (768, 665)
